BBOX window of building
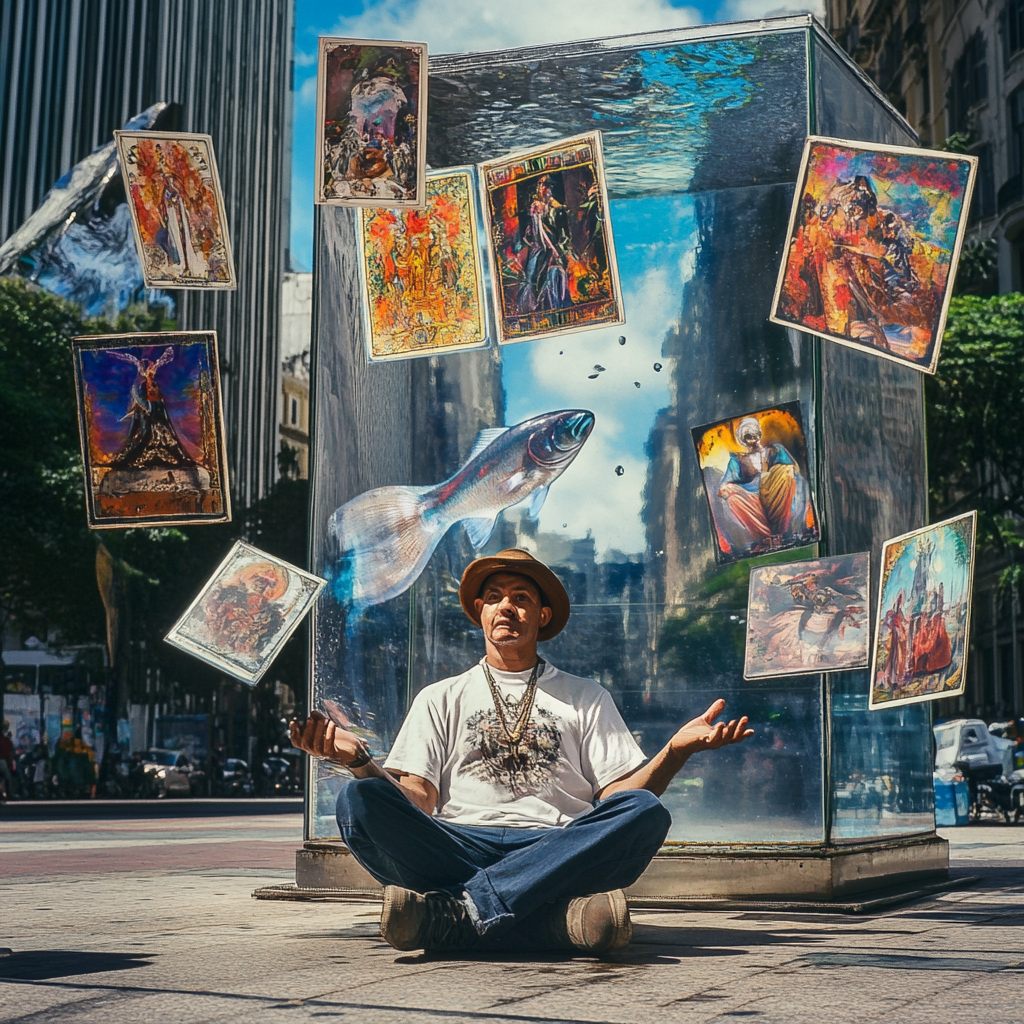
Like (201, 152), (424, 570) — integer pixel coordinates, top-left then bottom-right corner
(290, 396), (299, 426)
(948, 31), (989, 133)
(1010, 86), (1024, 177)
(1004, 0), (1024, 64)
(971, 144), (996, 219)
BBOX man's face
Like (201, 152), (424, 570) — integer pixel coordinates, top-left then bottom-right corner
(740, 425), (761, 451)
(474, 572), (552, 651)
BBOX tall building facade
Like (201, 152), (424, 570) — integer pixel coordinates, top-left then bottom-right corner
(0, 0), (294, 505)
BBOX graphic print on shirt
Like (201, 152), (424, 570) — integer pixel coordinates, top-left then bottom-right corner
(462, 698), (561, 794)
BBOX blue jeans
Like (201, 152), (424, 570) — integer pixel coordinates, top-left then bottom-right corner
(336, 777), (671, 933)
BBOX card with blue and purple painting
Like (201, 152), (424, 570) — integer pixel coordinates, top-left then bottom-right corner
(72, 331), (231, 528)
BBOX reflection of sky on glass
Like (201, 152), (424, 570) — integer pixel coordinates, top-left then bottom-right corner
(883, 525), (970, 612)
(501, 193), (696, 558)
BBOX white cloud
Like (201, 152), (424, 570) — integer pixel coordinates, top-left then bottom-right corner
(329, 0), (702, 55)
(719, 0), (824, 19)
(298, 74), (318, 109)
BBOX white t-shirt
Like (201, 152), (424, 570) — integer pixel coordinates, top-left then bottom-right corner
(383, 658), (646, 828)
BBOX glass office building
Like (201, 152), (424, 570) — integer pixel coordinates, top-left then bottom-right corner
(305, 15), (935, 861)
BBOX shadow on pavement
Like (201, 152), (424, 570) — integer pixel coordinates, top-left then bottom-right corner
(0, 950), (155, 981)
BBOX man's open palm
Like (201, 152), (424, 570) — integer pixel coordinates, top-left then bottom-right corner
(671, 699), (754, 754)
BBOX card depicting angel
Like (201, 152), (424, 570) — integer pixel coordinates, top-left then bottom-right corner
(114, 130), (236, 289)
(315, 37), (427, 208)
(165, 541), (326, 686)
(359, 167), (488, 360)
(744, 553), (870, 680)
(691, 402), (820, 565)
(479, 132), (624, 344)
(770, 137), (976, 374)
(72, 331), (231, 529)
(870, 511), (976, 710)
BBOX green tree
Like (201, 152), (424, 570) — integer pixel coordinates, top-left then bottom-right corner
(926, 292), (1024, 590)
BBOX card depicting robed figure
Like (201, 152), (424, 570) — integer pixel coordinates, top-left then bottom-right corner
(114, 131), (236, 289)
(691, 403), (820, 565)
(72, 331), (231, 529)
(315, 37), (427, 208)
(166, 541), (326, 686)
(870, 511), (976, 710)
(744, 553), (870, 680)
(479, 132), (624, 344)
(771, 137), (976, 374)
(359, 167), (489, 360)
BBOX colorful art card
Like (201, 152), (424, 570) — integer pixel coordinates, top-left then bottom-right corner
(744, 553), (870, 680)
(72, 332), (231, 529)
(165, 541), (326, 686)
(691, 403), (820, 565)
(359, 167), (487, 360)
(315, 37), (427, 207)
(479, 132), (624, 344)
(114, 131), (236, 289)
(870, 512), (976, 710)
(771, 137), (977, 374)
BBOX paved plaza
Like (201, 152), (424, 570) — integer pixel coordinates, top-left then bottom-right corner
(1, 809), (1022, 1023)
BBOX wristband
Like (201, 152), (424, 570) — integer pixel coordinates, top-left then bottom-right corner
(345, 744), (372, 770)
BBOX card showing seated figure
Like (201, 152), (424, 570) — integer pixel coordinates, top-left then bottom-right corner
(359, 167), (489, 360)
(744, 553), (870, 680)
(166, 541), (326, 686)
(870, 511), (976, 710)
(72, 331), (231, 528)
(479, 132), (624, 344)
(315, 37), (427, 208)
(770, 137), (977, 374)
(114, 131), (237, 290)
(691, 403), (820, 565)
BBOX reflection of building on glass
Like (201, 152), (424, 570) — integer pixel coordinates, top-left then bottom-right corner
(279, 272), (311, 479)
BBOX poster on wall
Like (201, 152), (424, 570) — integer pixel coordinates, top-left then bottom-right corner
(314, 37), (428, 207)
(479, 132), (624, 344)
(359, 167), (488, 360)
(72, 332), (231, 529)
(114, 130), (237, 290)
(770, 137), (976, 374)
(165, 541), (326, 686)
(870, 511), (976, 710)
(744, 553), (870, 680)
(691, 403), (820, 565)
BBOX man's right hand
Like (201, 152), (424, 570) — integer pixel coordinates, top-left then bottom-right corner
(289, 712), (365, 766)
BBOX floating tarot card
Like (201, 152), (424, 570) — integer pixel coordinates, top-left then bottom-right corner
(744, 553), (870, 680)
(691, 402), (820, 565)
(114, 130), (236, 289)
(72, 331), (231, 528)
(869, 511), (976, 710)
(479, 132), (624, 344)
(315, 37), (428, 208)
(359, 167), (488, 360)
(770, 137), (977, 374)
(166, 541), (326, 686)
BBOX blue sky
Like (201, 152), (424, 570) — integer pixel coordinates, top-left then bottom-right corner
(289, 0), (823, 269)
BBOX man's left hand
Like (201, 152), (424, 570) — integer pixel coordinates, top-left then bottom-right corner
(670, 699), (754, 755)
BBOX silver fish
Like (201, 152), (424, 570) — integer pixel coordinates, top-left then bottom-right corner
(327, 409), (595, 611)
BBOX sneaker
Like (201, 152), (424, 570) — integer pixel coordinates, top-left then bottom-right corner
(535, 890), (632, 954)
(380, 886), (480, 952)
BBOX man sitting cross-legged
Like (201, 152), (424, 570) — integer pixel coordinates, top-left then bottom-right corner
(291, 548), (754, 954)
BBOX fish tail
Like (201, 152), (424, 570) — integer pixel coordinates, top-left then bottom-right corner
(327, 484), (444, 610)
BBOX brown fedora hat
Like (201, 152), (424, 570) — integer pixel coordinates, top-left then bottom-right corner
(459, 548), (570, 642)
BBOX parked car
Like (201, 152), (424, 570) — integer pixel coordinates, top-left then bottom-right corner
(217, 757), (254, 797)
(935, 720), (1018, 822)
(140, 749), (203, 798)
